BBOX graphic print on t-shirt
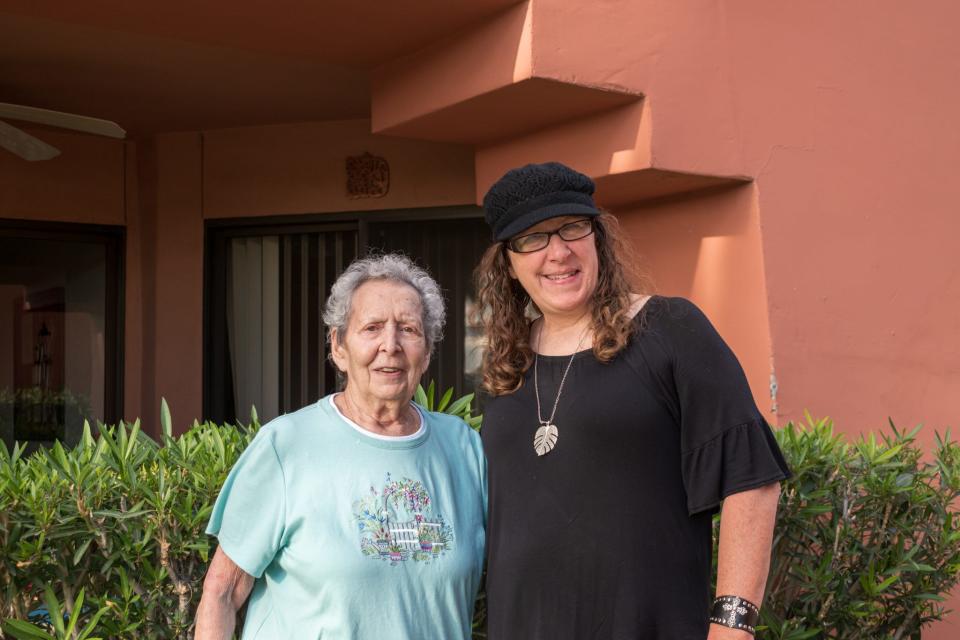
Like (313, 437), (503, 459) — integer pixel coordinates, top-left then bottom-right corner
(353, 472), (455, 564)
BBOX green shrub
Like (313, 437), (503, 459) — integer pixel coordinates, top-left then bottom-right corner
(750, 415), (960, 639)
(0, 415), (255, 639)
(1, 397), (958, 640)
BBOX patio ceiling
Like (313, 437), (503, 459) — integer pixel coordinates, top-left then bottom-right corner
(0, 0), (520, 137)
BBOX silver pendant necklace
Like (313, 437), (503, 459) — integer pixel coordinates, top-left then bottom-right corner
(533, 323), (589, 456)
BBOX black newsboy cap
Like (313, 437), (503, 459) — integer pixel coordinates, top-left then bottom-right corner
(482, 162), (599, 241)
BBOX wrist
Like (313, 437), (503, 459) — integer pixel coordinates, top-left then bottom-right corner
(708, 623), (755, 640)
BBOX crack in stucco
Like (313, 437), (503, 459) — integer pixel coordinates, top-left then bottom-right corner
(757, 143), (815, 179)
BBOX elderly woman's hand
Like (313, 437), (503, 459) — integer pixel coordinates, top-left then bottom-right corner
(195, 547), (255, 639)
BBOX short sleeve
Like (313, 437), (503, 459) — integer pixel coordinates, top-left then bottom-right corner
(647, 298), (791, 515)
(206, 428), (287, 578)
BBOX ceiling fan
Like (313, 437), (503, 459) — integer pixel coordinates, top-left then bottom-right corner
(0, 102), (126, 162)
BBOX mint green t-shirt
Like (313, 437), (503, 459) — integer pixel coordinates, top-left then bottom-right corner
(206, 395), (487, 640)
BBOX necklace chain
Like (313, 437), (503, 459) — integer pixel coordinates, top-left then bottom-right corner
(534, 322), (590, 427)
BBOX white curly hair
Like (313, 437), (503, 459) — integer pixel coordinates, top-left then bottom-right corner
(322, 253), (446, 353)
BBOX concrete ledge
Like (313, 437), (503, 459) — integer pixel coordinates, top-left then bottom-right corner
(475, 99), (749, 208)
(595, 170), (747, 209)
(371, 1), (640, 145)
(374, 77), (639, 145)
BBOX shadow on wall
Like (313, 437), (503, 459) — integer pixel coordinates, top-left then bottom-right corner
(476, 99), (648, 191)
(626, 182), (758, 299)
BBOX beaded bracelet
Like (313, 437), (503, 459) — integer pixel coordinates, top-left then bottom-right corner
(708, 594), (760, 636)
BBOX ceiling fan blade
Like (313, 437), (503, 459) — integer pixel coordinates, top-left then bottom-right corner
(0, 102), (126, 139)
(0, 120), (62, 161)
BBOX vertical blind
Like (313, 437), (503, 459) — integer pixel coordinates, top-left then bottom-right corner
(207, 226), (357, 425)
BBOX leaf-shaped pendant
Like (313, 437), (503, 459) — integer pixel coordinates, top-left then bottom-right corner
(534, 423), (559, 456)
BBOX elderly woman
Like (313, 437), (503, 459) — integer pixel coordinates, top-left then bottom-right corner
(475, 162), (791, 640)
(196, 253), (486, 640)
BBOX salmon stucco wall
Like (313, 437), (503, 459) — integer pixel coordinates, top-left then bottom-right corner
(0, 127), (125, 225)
(122, 141), (144, 427)
(721, 2), (960, 445)
(135, 133), (205, 433)
(202, 119), (475, 218)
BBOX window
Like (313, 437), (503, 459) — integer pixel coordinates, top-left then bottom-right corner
(204, 208), (488, 425)
(205, 220), (358, 425)
(0, 220), (123, 450)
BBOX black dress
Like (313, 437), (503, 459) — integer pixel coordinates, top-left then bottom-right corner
(481, 296), (791, 640)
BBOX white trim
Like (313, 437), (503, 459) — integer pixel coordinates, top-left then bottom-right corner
(328, 395), (425, 441)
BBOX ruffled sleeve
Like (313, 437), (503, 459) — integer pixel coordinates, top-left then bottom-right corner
(643, 297), (791, 515)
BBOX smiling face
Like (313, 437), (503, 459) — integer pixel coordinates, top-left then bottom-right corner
(331, 279), (430, 408)
(506, 215), (600, 321)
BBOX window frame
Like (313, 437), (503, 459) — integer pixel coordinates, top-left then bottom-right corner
(0, 217), (125, 432)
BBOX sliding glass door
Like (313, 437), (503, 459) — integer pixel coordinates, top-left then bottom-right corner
(205, 222), (358, 425)
(0, 220), (123, 450)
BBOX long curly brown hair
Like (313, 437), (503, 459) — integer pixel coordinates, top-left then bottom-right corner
(474, 212), (652, 396)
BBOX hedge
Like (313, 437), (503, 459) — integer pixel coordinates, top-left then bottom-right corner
(1, 392), (958, 639)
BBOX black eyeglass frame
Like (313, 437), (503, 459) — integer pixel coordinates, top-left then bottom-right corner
(506, 218), (596, 253)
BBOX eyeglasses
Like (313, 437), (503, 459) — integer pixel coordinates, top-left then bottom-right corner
(506, 219), (595, 253)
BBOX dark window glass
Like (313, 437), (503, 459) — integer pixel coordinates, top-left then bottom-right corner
(0, 221), (123, 451)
